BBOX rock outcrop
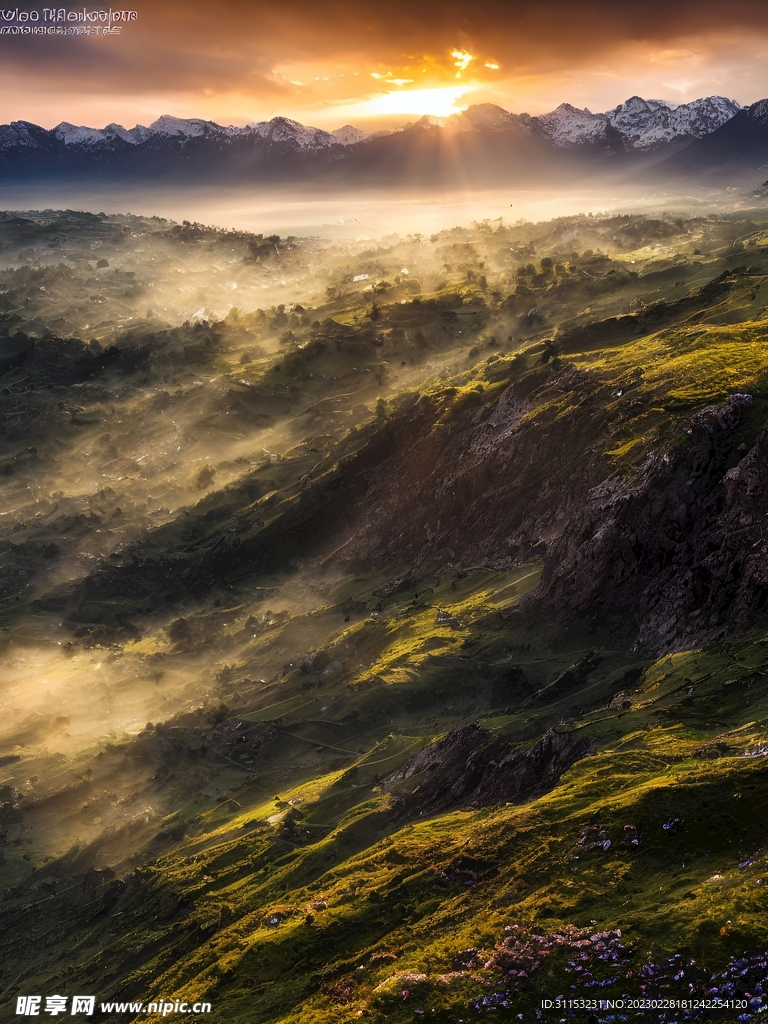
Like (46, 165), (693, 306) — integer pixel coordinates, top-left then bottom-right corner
(384, 723), (594, 817)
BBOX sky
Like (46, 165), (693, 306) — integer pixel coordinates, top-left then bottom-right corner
(2, 0), (768, 131)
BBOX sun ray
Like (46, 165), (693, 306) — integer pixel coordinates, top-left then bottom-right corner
(365, 85), (476, 118)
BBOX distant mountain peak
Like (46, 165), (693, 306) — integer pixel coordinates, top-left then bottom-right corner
(535, 104), (610, 148)
(530, 94), (742, 151)
(0, 92), (754, 185)
(245, 116), (339, 150)
(52, 121), (147, 146)
(458, 103), (517, 128)
(148, 115), (217, 137)
(331, 124), (368, 145)
(607, 95), (741, 148)
(746, 98), (768, 124)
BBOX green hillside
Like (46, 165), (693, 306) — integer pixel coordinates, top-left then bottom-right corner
(1, 208), (768, 1022)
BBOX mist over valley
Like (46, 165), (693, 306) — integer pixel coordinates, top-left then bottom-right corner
(2, 197), (768, 1021)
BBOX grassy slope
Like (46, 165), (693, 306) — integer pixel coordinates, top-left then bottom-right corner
(5, 614), (768, 1022)
(3, 210), (768, 1021)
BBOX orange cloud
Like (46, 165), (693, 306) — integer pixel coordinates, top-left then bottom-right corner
(1, 1), (768, 130)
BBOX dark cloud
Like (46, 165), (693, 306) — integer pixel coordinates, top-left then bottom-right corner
(2, 1), (768, 126)
(136, 0), (768, 67)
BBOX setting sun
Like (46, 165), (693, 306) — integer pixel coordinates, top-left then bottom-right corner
(365, 84), (476, 117)
(5, 0), (768, 1019)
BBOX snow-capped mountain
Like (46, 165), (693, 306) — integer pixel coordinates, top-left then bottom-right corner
(659, 97), (768, 176)
(533, 103), (611, 148)
(147, 115), (217, 138)
(532, 95), (741, 150)
(606, 95), (741, 148)
(402, 95), (741, 153)
(331, 124), (369, 145)
(0, 94), (743, 164)
(48, 114), (342, 150)
(0, 95), (760, 186)
(0, 120), (58, 151)
(52, 121), (150, 146)
(245, 116), (340, 151)
(0, 113), (348, 173)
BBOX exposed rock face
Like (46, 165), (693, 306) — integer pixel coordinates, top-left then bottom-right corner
(58, 335), (765, 657)
(540, 393), (766, 652)
(338, 327), (767, 653)
(384, 723), (594, 817)
(339, 361), (608, 575)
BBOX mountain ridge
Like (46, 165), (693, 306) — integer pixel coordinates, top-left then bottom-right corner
(20, 93), (744, 153)
(0, 93), (754, 187)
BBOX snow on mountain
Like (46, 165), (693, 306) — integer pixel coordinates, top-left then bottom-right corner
(1, 121), (45, 149)
(148, 115), (219, 137)
(50, 121), (145, 147)
(8, 97), (746, 159)
(606, 95), (741, 149)
(748, 99), (768, 125)
(126, 124), (152, 144)
(535, 103), (609, 148)
(332, 124), (368, 145)
(244, 116), (339, 151)
(104, 122), (143, 145)
(525, 95), (741, 151)
(53, 122), (110, 146)
(668, 96), (741, 138)
(605, 96), (671, 138)
(0, 94), (748, 176)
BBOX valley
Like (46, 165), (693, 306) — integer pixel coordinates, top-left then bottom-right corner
(1, 207), (768, 1021)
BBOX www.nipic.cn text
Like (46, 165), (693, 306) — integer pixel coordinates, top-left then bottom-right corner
(15, 996), (212, 1016)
